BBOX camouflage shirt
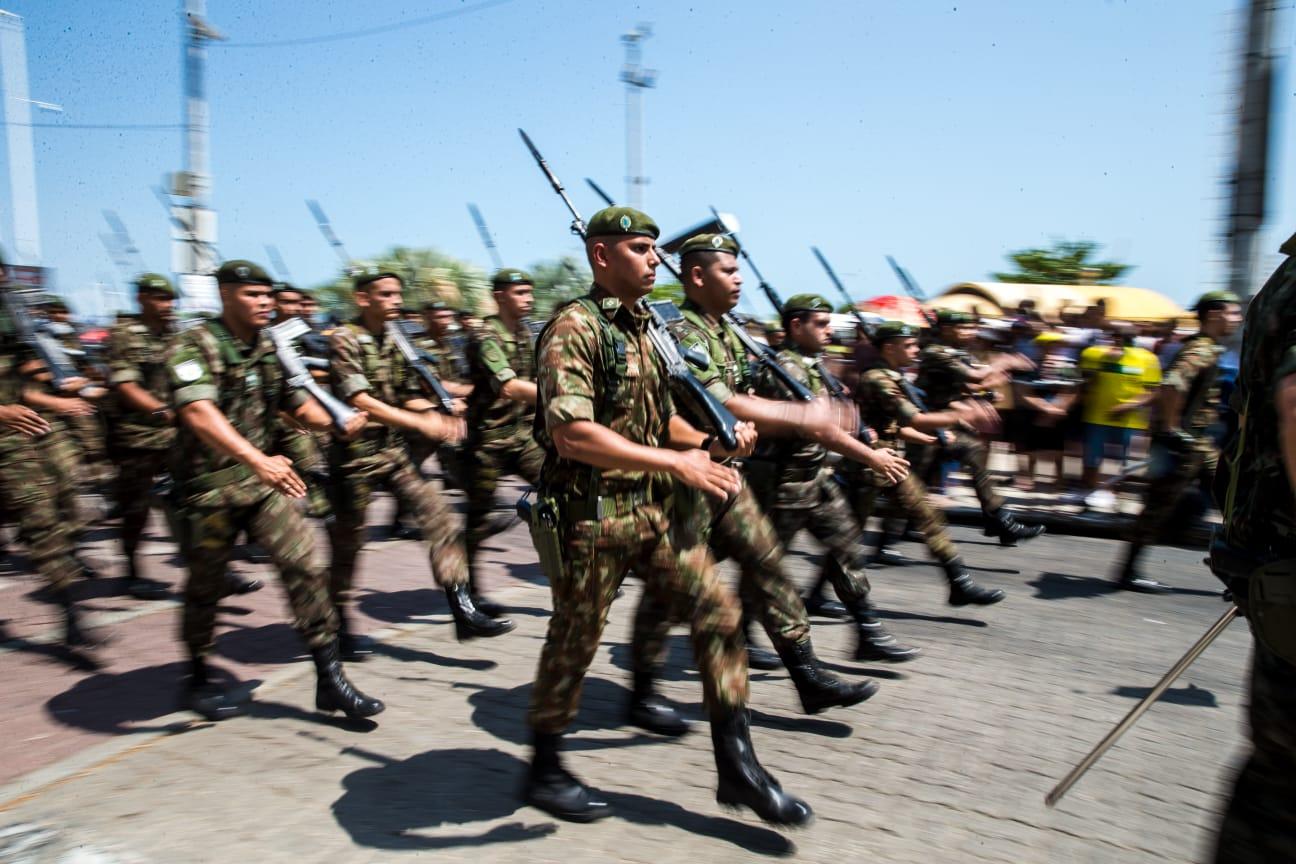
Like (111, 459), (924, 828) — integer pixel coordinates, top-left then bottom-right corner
(916, 342), (977, 409)
(1158, 333), (1226, 437)
(1219, 235), (1296, 549)
(466, 314), (535, 440)
(669, 299), (753, 407)
(751, 346), (828, 508)
(106, 320), (176, 450)
(858, 366), (922, 448)
(165, 319), (308, 507)
(535, 288), (673, 498)
(0, 322), (29, 454)
(417, 335), (464, 386)
(328, 320), (423, 472)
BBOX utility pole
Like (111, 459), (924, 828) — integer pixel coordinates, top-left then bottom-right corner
(168, 0), (224, 313)
(0, 9), (53, 267)
(620, 23), (656, 210)
(1226, 0), (1284, 304)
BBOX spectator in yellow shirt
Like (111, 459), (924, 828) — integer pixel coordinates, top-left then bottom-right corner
(1078, 323), (1162, 488)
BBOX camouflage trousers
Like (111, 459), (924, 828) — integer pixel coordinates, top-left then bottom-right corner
(33, 424), (82, 535)
(178, 491), (337, 657)
(276, 424), (331, 520)
(768, 475), (873, 604)
(114, 447), (169, 559)
(1130, 442), (1219, 546)
(64, 412), (110, 485)
(845, 467), (960, 565)
(631, 481), (812, 674)
(325, 454), (468, 610)
(0, 442), (80, 591)
(530, 501), (746, 734)
(406, 434), (465, 491)
(465, 433), (544, 567)
(911, 429), (1005, 515)
(1213, 636), (1296, 862)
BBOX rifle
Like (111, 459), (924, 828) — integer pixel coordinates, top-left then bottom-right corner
(884, 254), (938, 328)
(266, 317), (359, 432)
(2, 288), (87, 392)
(468, 203), (505, 271)
(387, 320), (456, 415)
(519, 129), (739, 451)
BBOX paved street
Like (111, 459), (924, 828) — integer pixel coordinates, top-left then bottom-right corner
(0, 484), (1251, 863)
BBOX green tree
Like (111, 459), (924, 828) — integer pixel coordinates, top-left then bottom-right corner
(992, 240), (1132, 285)
(530, 256), (590, 320)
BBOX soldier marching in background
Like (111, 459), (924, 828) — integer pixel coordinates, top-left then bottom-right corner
(164, 260), (382, 722)
(912, 309), (1044, 545)
(269, 282), (333, 521)
(324, 266), (513, 662)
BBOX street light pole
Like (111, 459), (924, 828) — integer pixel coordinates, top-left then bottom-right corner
(620, 23), (656, 210)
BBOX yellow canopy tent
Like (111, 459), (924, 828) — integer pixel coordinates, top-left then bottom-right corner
(931, 282), (1192, 322)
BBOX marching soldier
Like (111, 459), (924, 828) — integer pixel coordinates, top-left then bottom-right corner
(1113, 290), (1241, 593)
(270, 282), (332, 521)
(164, 260), (382, 721)
(523, 207), (810, 826)
(1210, 235), (1296, 861)
(849, 322), (1007, 606)
(913, 309), (1043, 545)
(324, 265), (513, 661)
(41, 296), (111, 488)
(462, 268), (544, 617)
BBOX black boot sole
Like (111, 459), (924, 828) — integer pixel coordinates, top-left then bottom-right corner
(316, 692), (385, 718)
(800, 678), (878, 715)
(627, 706), (692, 737)
(716, 782), (814, 827)
(524, 790), (614, 823)
(454, 618), (517, 641)
(854, 644), (921, 663)
(949, 591), (1005, 607)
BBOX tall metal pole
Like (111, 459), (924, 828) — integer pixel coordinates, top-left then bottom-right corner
(1226, 0), (1282, 304)
(0, 10), (41, 265)
(620, 24), (656, 210)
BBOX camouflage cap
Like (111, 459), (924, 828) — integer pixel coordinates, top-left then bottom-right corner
(585, 206), (659, 240)
(272, 281), (303, 296)
(351, 262), (404, 291)
(678, 233), (738, 258)
(1193, 290), (1241, 312)
(215, 259), (275, 287)
(936, 309), (976, 326)
(491, 268), (534, 289)
(134, 272), (177, 297)
(422, 299), (451, 312)
(783, 293), (833, 315)
(763, 320), (784, 335)
(871, 320), (919, 344)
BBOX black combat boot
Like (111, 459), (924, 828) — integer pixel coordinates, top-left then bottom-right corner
(944, 559), (1006, 606)
(984, 509), (1046, 547)
(124, 558), (170, 600)
(311, 639), (385, 718)
(522, 731), (613, 823)
(776, 639), (878, 714)
(711, 707), (813, 826)
(446, 584), (516, 640)
(869, 522), (907, 567)
(59, 589), (107, 651)
(743, 616), (781, 671)
(220, 570), (263, 597)
(467, 567), (505, 619)
(185, 656), (249, 721)
(1113, 543), (1169, 594)
(626, 666), (690, 736)
(848, 599), (920, 662)
(801, 573), (847, 619)
(337, 612), (376, 662)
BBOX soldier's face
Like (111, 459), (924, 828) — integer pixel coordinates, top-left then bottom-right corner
(1205, 303), (1242, 339)
(47, 309), (70, 324)
(495, 283), (534, 320)
(425, 310), (454, 339)
(357, 277), (403, 323)
(275, 291), (304, 320)
(301, 297), (319, 318)
(138, 290), (175, 323)
(791, 312), (832, 351)
(946, 323), (976, 346)
(694, 254), (743, 314)
(223, 283), (275, 330)
(883, 337), (919, 368)
(592, 236), (659, 297)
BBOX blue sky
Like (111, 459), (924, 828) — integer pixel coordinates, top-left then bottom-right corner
(2, 0), (1293, 319)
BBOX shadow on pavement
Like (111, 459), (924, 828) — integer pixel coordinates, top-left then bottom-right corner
(876, 609), (990, 628)
(504, 560), (548, 588)
(1113, 682), (1219, 708)
(45, 661), (241, 734)
(332, 746), (794, 856)
(214, 622), (310, 666)
(370, 639), (497, 671)
(749, 707), (853, 739)
(357, 588), (445, 624)
(0, 621), (102, 671)
(460, 678), (674, 750)
(1028, 572), (1120, 601)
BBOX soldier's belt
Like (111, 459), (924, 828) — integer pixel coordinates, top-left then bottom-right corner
(561, 487), (662, 521)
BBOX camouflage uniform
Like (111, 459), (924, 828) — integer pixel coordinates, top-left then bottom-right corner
(273, 420), (331, 518)
(631, 299), (809, 670)
(464, 315), (545, 571)
(51, 323), (110, 486)
(529, 290), (747, 734)
(1128, 332), (1225, 543)
(324, 321), (469, 611)
(846, 366), (960, 565)
(406, 333), (466, 488)
(165, 319), (337, 657)
(1211, 236), (1296, 862)
(105, 319), (177, 566)
(912, 342), (1005, 514)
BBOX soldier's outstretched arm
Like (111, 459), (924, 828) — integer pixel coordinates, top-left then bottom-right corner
(500, 378), (538, 406)
(665, 415), (757, 458)
(347, 390), (464, 444)
(177, 400), (307, 499)
(551, 419), (741, 499)
(286, 398), (368, 440)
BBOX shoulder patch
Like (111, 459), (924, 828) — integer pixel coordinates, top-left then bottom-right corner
(174, 359), (204, 383)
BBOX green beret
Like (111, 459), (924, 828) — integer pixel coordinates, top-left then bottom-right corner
(936, 309), (976, 326)
(783, 293), (833, 315)
(492, 268), (534, 289)
(1193, 290), (1241, 312)
(272, 281), (302, 296)
(351, 262), (404, 291)
(215, 259), (274, 287)
(763, 320), (784, 335)
(678, 233), (738, 258)
(422, 299), (450, 312)
(871, 320), (919, 344)
(585, 206), (659, 240)
(134, 273), (176, 297)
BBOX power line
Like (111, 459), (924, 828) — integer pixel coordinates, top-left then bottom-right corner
(217, 0), (518, 49)
(2, 122), (182, 130)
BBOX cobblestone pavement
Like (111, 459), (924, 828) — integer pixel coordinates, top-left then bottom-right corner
(0, 482), (1251, 863)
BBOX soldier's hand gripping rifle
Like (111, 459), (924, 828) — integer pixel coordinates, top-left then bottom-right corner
(386, 320), (457, 415)
(2, 288), (83, 389)
(518, 128), (739, 451)
(267, 317), (359, 432)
